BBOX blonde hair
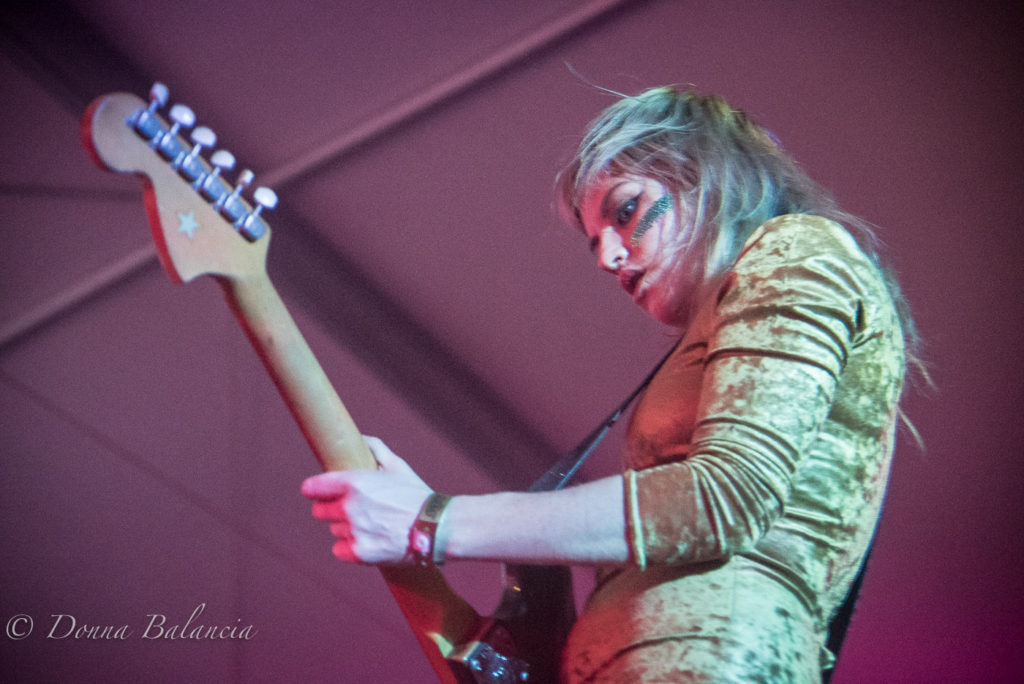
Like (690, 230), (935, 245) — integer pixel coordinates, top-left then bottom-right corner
(556, 86), (919, 350)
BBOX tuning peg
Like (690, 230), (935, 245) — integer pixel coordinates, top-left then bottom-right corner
(190, 125), (216, 149)
(153, 103), (195, 158)
(252, 187), (278, 213)
(210, 149), (236, 172)
(215, 168), (253, 212)
(174, 125), (216, 178)
(188, 126), (217, 164)
(197, 148), (235, 195)
(148, 83), (169, 112)
(131, 82), (170, 141)
(167, 104), (196, 136)
(211, 149), (235, 170)
(237, 186), (276, 240)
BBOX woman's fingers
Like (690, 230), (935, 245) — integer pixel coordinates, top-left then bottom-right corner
(301, 471), (350, 500)
(332, 539), (360, 563)
(310, 499), (343, 521)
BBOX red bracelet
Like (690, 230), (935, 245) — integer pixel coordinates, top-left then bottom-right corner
(408, 493), (453, 567)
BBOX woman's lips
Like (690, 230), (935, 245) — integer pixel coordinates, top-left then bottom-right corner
(620, 270), (643, 297)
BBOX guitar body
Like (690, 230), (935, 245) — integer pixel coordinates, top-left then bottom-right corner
(500, 565), (575, 682)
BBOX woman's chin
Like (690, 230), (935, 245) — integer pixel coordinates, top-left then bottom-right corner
(636, 267), (695, 328)
(641, 294), (690, 328)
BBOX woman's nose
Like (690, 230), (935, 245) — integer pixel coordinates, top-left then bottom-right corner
(598, 228), (628, 273)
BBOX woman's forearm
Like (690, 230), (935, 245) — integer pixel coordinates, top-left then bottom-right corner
(442, 475), (630, 565)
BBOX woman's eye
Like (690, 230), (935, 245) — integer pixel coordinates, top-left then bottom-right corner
(616, 196), (639, 226)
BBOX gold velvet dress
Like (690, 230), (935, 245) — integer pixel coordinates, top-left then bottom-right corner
(562, 215), (906, 683)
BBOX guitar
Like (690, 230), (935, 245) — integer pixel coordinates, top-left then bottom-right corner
(80, 84), (563, 683)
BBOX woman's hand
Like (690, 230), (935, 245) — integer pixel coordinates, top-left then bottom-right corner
(302, 436), (433, 565)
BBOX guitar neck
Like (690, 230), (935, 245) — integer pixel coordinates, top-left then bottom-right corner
(219, 270), (480, 682)
(221, 271), (372, 471)
(82, 86), (486, 682)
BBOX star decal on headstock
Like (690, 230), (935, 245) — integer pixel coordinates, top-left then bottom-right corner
(177, 210), (199, 239)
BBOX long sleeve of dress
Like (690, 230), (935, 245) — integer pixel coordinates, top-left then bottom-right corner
(625, 215), (891, 568)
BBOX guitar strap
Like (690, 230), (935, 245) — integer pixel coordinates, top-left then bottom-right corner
(527, 339), (681, 494)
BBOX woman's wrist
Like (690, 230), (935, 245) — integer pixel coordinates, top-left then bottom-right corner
(408, 492), (453, 567)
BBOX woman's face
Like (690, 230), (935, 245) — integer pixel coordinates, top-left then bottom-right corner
(579, 172), (693, 327)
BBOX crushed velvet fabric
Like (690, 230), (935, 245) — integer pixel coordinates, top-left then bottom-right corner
(563, 215), (906, 683)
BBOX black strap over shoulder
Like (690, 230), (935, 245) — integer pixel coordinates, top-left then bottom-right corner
(528, 340), (680, 493)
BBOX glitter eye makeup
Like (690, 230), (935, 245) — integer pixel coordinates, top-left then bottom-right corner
(630, 194), (673, 246)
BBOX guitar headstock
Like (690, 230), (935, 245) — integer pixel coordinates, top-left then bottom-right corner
(81, 83), (274, 284)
